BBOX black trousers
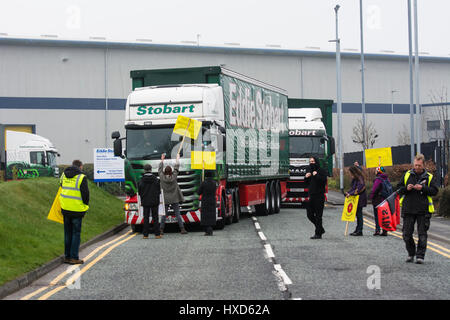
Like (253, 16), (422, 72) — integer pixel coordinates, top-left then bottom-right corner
(143, 206), (160, 237)
(204, 226), (213, 235)
(402, 214), (430, 259)
(306, 194), (325, 235)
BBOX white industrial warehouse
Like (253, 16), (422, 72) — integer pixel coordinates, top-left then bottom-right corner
(1, 37), (449, 165)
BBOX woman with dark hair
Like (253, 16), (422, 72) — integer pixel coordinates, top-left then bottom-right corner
(345, 165), (367, 236)
(159, 153), (187, 234)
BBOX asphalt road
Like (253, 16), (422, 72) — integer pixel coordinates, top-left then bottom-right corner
(5, 204), (450, 300)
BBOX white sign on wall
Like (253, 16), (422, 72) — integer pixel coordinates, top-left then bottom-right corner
(93, 148), (125, 182)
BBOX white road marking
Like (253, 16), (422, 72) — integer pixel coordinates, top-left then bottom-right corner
(254, 222), (261, 230)
(258, 231), (267, 241)
(264, 244), (275, 258)
(274, 264), (293, 285)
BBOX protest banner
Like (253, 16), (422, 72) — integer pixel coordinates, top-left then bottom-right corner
(364, 147), (393, 168)
(341, 195), (359, 236)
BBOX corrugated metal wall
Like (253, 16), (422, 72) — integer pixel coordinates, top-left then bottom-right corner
(0, 40), (449, 163)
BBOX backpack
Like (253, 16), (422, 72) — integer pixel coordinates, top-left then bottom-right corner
(378, 177), (393, 199)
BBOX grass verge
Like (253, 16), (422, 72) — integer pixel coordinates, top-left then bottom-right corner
(0, 177), (124, 286)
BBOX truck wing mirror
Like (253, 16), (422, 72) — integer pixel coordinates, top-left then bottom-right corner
(111, 131), (120, 139)
(329, 136), (336, 155)
(114, 139), (123, 158)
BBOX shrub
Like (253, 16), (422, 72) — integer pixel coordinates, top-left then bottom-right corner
(437, 186), (450, 217)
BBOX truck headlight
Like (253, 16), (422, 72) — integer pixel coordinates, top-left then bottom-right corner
(125, 203), (138, 210)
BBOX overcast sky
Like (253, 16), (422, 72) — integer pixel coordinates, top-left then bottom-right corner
(1, 0), (448, 57)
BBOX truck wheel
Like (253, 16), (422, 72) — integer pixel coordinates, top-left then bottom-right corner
(225, 192), (232, 225)
(215, 195), (226, 230)
(255, 183), (271, 216)
(232, 188), (240, 223)
(131, 224), (143, 233)
(269, 181), (276, 215)
(273, 182), (281, 214)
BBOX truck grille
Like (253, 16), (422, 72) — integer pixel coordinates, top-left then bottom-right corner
(175, 171), (201, 213)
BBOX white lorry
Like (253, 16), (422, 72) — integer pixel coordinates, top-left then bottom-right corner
(285, 107), (335, 204)
(5, 131), (60, 179)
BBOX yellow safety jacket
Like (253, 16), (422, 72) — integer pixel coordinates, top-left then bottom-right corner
(59, 173), (89, 212)
(399, 170), (435, 213)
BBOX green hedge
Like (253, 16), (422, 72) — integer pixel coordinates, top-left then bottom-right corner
(0, 177), (125, 286)
(437, 186), (450, 217)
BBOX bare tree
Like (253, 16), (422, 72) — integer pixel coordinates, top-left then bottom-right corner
(397, 124), (411, 145)
(428, 86), (449, 173)
(351, 119), (379, 150)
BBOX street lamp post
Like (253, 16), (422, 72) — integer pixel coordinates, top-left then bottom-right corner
(407, 0), (415, 162)
(414, 0), (421, 155)
(359, 0), (367, 166)
(333, 4), (344, 192)
(391, 89), (398, 145)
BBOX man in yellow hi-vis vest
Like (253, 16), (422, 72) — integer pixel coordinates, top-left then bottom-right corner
(396, 154), (438, 264)
(60, 160), (90, 265)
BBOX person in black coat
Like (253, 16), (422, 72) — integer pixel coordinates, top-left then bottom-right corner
(198, 170), (217, 236)
(395, 154), (438, 263)
(138, 164), (161, 239)
(305, 156), (328, 239)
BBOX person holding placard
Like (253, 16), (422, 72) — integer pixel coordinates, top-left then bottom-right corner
(138, 164), (161, 239)
(60, 160), (90, 264)
(345, 166), (367, 236)
(159, 153), (187, 235)
(369, 166), (392, 236)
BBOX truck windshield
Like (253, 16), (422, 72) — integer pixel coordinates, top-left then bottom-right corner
(289, 136), (325, 158)
(47, 152), (58, 167)
(126, 127), (180, 160)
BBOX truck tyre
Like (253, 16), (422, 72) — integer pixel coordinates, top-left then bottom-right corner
(215, 194), (226, 230)
(232, 188), (240, 223)
(269, 181), (276, 215)
(273, 181), (281, 214)
(131, 224), (143, 233)
(255, 183), (271, 216)
(225, 191), (232, 225)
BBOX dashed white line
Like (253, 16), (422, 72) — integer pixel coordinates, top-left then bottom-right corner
(252, 214), (297, 299)
(258, 231), (267, 241)
(264, 244), (275, 258)
(274, 264), (293, 285)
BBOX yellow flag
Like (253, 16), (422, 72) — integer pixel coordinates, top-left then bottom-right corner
(47, 187), (64, 224)
(364, 147), (393, 168)
(341, 195), (359, 222)
(173, 115), (202, 140)
(191, 151), (216, 170)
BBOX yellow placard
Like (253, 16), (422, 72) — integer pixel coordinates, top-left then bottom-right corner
(341, 195), (359, 222)
(364, 147), (393, 168)
(191, 151), (216, 170)
(47, 187), (64, 224)
(173, 115), (202, 140)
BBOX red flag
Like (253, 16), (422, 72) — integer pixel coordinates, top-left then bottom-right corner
(385, 191), (401, 229)
(376, 200), (396, 231)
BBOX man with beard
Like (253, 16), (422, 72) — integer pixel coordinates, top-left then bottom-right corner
(305, 156), (328, 239)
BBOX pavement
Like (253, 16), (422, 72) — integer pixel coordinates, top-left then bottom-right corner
(326, 190), (450, 245)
